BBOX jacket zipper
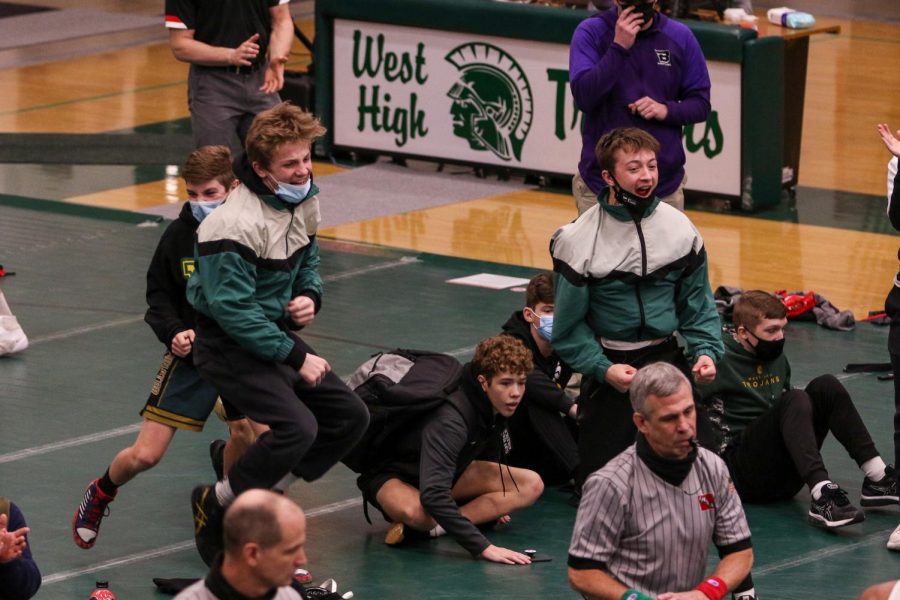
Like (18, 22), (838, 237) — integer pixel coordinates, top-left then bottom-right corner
(633, 216), (647, 337)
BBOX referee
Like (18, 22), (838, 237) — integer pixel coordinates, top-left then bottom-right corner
(568, 362), (753, 600)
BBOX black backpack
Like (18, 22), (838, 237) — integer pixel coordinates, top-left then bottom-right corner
(342, 349), (464, 474)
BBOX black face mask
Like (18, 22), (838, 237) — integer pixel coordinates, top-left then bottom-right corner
(746, 330), (785, 361)
(609, 175), (652, 218)
(622, 1), (656, 26)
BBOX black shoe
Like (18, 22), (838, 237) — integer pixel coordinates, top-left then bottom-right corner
(191, 485), (224, 566)
(808, 483), (865, 529)
(860, 465), (899, 508)
(209, 439), (226, 481)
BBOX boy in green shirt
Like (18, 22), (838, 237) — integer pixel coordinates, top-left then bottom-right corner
(701, 290), (896, 530)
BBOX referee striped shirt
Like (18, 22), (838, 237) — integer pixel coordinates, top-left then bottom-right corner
(569, 445), (751, 595)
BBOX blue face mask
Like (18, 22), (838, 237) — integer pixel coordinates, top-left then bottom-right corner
(274, 178), (312, 205)
(537, 315), (554, 341)
(189, 199), (224, 222)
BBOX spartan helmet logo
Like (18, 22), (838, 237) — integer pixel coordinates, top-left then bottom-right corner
(445, 42), (533, 162)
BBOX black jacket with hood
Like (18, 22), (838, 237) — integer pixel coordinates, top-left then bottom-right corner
(501, 311), (579, 479)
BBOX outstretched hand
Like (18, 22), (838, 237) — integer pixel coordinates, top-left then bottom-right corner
(878, 123), (900, 158)
(260, 55), (288, 94)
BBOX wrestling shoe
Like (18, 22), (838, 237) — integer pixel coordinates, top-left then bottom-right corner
(383, 522), (430, 546)
(888, 523), (900, 551)
(384, 522), (406, 546)
(72, 479), (116, 549)
(808, 483), (865, 529)
(208, 439), (226, 481)
(860, 465), (898, 507)
(191, 485), (224, 566)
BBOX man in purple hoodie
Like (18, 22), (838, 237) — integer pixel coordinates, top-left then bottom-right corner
(569, 0), (710, 214)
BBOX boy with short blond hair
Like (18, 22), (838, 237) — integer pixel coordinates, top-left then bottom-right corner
(187, 103), (369, 565)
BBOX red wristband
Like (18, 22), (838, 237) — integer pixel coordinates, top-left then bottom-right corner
(695, 576), (728, 600)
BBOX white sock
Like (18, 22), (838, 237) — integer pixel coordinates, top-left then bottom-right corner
(861, 457), (888, 482)
(811, 480), (832, 500)
(214, 479), (235, 507)
(428, 524), (446, 538)
(272, 473), (299, 493)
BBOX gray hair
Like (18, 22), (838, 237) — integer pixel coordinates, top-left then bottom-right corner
(629, 362), (690, 415)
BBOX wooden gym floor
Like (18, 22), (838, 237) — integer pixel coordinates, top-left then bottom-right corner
(0, 2), (899, 599)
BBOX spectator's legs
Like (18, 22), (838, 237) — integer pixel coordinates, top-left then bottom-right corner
(804, 374), (881, 467)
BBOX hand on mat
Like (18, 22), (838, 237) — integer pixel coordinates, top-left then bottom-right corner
(171, 329), (195, 357)
(261, 56), (288, 94)
(480, 544), (532, 565)
(878, 123), (900, 158)
(691, 355), (716, 385)
(629, 96), (668, 121)
(299, 353), (331, 386)
(230, 33), (260, 67)
(606, 363), (637, 393)
(287, 296), (316, 327)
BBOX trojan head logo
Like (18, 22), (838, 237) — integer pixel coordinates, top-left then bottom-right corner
(444, 42), (533, 162)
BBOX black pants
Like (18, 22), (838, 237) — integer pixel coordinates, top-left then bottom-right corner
(886, 284), (900, 482)
(725, 374), (879, 503)
(575, 338), (700, 488)
(194, 317), (369, 494)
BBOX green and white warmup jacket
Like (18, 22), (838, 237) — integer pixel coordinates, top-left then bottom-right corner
(187, 182), (323, 369)
(550, 192), (723, 382)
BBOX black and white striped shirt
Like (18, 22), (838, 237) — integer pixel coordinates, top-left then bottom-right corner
(569, 445), (751, 595)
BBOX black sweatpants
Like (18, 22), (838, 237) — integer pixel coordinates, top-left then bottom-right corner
(724, 374), (879, 503)
(885, 283), (900, 485)
(194, 317), (369, 494)
(575, 337), (702, 488)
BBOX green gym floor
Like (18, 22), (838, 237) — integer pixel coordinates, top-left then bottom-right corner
(1, 193), (898, 599)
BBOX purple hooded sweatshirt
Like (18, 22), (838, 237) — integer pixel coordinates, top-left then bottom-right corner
(569, 8), (711, 198)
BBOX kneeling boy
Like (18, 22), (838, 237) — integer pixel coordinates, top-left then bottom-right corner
(359, 336), (544, 564)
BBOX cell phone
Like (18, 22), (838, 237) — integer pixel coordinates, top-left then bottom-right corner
(524, 550), (553, 562)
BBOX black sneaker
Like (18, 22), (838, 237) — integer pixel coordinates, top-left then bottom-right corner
(860, 465), (899, 507)
(208, 439), (226, 481)
(808, 483), (865, 529)
(191, 485), (224, 566)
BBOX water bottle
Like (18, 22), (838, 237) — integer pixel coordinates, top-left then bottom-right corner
(767, 7), (816, 29)
(88, 580), (116, 600)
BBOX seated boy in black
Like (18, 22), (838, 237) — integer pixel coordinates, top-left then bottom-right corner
(500, 271), (578, 485)
(701, 290), (897, 530)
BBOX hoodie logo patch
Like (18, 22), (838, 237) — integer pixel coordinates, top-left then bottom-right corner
(655, 49), (671, 66)
(181, 258), (196, 279)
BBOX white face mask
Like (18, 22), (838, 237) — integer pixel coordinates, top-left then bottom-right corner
(189, 199), (225, 222)
(274, 178), (312, 204)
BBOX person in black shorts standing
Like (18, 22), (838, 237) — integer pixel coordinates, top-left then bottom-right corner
(165, 0), (293, 155)
(71, 146), (255, 551)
